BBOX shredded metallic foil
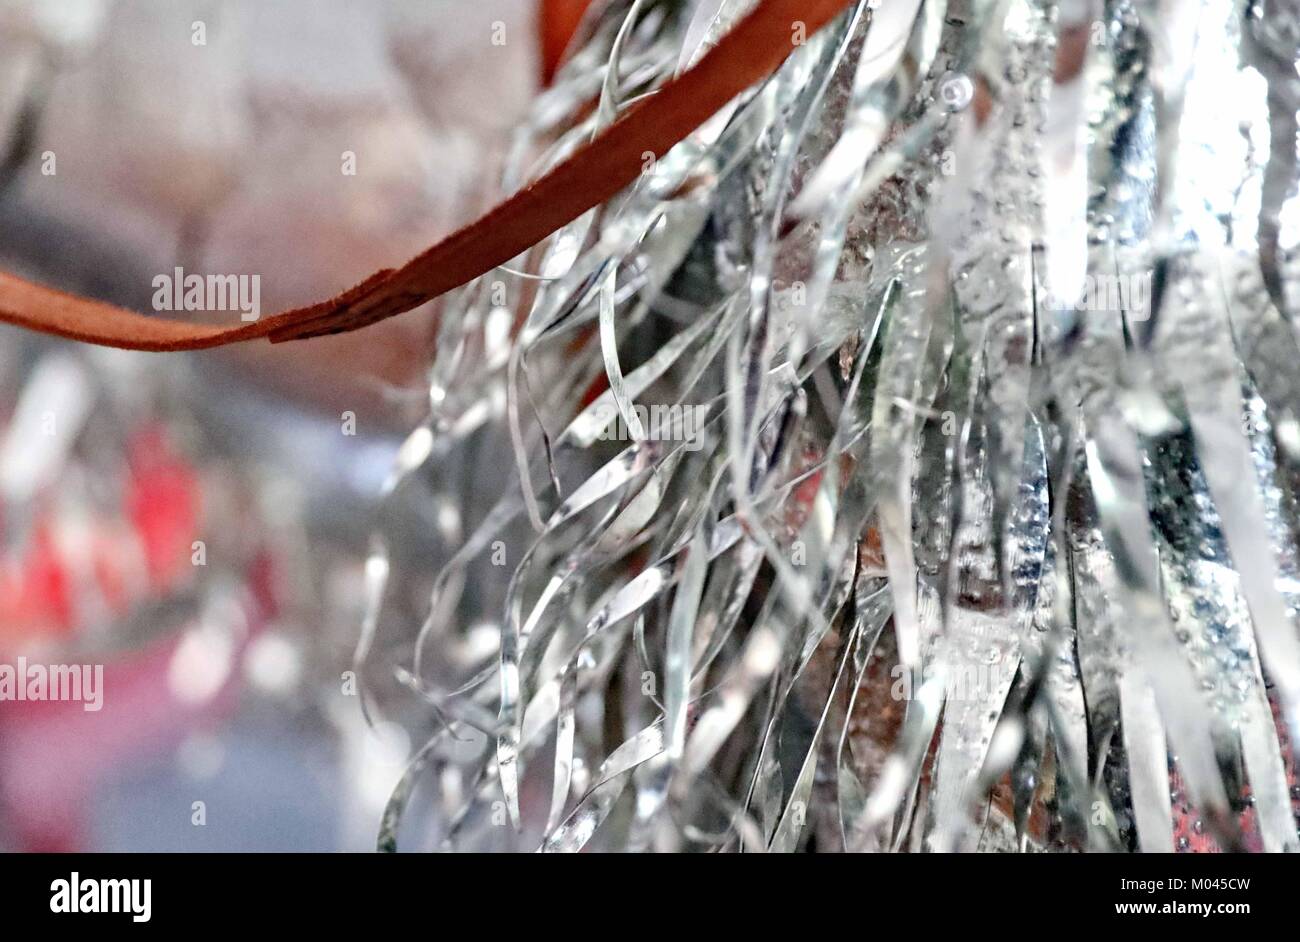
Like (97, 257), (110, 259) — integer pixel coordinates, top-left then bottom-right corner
(367, 0), (1300, 852)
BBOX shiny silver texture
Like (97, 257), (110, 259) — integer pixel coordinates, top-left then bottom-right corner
(368, 0), (1300, 852)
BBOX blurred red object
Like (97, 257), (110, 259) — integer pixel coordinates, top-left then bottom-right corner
(0, 576), (273, 851)
(125, 426), (199, 591)
(541, 0), (593, 84)
(0, 422), (199, 641)
(0, 415), (280, 851)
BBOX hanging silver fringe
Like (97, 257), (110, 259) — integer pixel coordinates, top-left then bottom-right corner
(368, 0), (1300, 853)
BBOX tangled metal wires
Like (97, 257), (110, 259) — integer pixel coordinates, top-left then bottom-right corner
(367, 0), (1300, 853)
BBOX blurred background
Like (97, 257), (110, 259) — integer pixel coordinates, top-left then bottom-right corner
(0, 0), (590, 851)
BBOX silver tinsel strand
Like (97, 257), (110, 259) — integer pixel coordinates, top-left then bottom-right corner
(367, 0), (1300, 852)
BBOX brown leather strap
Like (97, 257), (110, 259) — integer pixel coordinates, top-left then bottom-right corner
(0, 0), (854, 351)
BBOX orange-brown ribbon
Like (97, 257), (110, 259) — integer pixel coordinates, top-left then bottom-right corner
(0, 0), (855, 352)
